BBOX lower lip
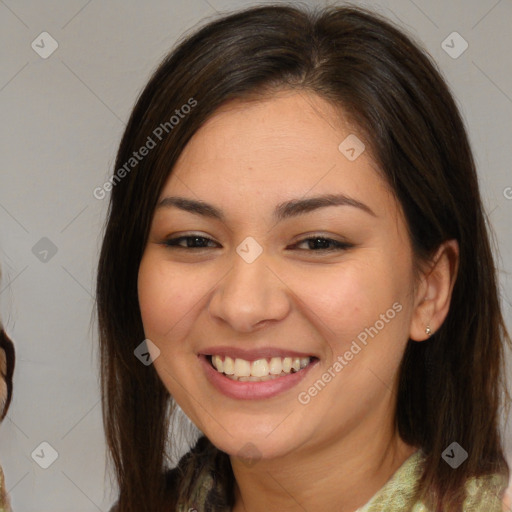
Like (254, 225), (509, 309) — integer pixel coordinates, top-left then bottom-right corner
(199, 355), (318, 400)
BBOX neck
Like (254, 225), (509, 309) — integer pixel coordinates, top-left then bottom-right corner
(230, 412), (417, 512)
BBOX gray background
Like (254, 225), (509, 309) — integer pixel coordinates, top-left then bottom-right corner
(0, 0), (511, 510)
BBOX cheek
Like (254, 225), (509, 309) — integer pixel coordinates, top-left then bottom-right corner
(287, 256), (412, 370)
(137, 255), (191, 338)
(289, 259), (399, 329)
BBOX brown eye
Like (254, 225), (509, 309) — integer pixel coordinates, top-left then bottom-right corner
(291, 236), (353, 252)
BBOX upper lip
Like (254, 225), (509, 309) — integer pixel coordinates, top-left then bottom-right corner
(199, 346), (317, 361)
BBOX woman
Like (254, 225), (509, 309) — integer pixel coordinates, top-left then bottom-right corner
(98, 4), (511, 511)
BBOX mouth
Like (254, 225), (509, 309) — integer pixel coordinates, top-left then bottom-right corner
(206, 354), (318, 382)
(198, 347), (319, 400)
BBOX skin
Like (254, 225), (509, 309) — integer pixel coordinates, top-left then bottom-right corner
(137, 90), (459, 511)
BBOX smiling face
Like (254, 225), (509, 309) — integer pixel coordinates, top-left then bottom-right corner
(137, 90), (424, 461)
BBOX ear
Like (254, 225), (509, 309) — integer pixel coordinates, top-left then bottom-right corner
(409, 239), (459, 341)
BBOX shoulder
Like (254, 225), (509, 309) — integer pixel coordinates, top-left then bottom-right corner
(461, 471), (509, 511)
(357, 449), (509, 512)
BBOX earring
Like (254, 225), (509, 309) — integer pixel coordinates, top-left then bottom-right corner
(425, 325), (432, 337)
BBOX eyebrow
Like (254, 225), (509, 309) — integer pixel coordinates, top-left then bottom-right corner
(156, 193), (376, 221)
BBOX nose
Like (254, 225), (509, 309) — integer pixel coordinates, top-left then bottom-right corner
(208, 249), (291, 332)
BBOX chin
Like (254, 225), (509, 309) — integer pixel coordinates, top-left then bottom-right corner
(202, 421), (307, 463)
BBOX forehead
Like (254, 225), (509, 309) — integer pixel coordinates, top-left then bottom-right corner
(176, 91), (353, 166)
(161, 91), (394, 217)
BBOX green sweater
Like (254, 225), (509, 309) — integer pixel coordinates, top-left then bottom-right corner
(110, 440), (508, 511)
(173, 448), (506, 512)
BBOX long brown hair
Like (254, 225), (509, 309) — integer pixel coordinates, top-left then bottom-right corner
(97, 4), (511, 511)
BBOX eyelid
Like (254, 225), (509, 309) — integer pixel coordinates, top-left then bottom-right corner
(290, 235), (353, 252)
(160, 232), (354, 252)
(160, 232), (219, 249)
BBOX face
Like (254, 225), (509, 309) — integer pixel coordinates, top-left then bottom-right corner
(138, 90), (420, 461)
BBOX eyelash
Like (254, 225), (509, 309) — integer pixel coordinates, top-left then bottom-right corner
(161, 235), (353, 252)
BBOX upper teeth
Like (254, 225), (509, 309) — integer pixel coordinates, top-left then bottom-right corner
(211, 355), (310, 378)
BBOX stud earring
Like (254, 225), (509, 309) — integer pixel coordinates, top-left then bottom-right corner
(425, 325), (432, 337)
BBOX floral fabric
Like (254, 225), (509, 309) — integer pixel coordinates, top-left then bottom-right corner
(110, 441), (508, 511)
(176, 447), (507, 512)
